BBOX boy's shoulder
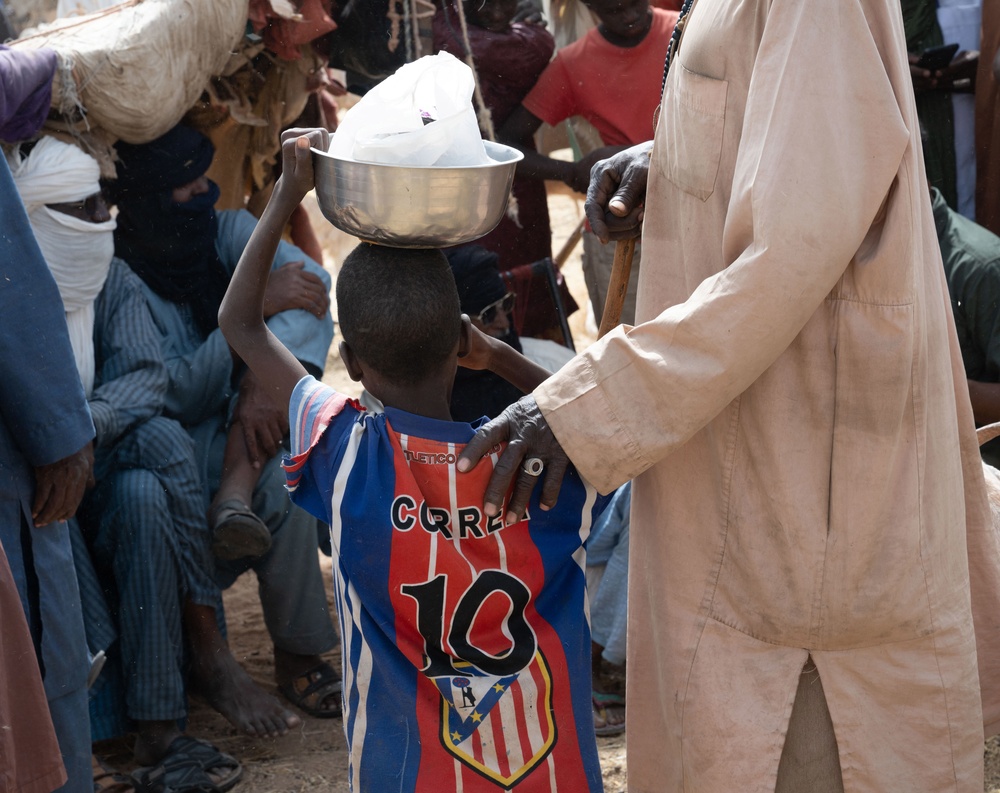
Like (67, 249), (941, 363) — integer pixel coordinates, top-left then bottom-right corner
(288, 376), (367, 449)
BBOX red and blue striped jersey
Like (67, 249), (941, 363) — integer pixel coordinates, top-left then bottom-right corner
(283, 375), (606, 792)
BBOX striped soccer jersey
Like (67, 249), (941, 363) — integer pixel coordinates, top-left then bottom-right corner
(284, 375), (606, 792)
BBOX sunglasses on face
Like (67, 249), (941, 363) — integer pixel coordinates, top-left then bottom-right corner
(46, 193), (107, 217)
(475, 292), (516, 326)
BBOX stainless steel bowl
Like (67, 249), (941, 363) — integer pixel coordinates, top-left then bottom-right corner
(311, 141), (523, 248)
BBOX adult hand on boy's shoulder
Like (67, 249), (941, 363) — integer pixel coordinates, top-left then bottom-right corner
(235, 370), (291, 467)
(277, 127), (331, 203)
(458, 396), (570, 524)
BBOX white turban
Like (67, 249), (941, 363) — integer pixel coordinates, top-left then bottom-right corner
(8, 136), (115, 397)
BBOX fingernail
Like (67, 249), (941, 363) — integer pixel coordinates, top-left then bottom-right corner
(484, 502), (498, 517)
(457, 458), (471, 473)
(505, 511), (518, 525)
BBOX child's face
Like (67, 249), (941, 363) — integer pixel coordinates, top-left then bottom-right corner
(464, 0), (519, 33)
(586, 0), (652, 42)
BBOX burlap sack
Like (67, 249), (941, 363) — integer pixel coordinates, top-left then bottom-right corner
(11, 0), (248, 145)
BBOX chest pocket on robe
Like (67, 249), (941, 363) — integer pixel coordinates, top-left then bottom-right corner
(658, 63), (728, 202)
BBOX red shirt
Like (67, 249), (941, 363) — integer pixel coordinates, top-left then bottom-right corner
(522, 7), (678, 147)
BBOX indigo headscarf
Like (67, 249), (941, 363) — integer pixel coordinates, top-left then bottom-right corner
(110, 124), (231, 338)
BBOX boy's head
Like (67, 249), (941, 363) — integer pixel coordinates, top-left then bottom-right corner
(336, 243), (463, 387)
(582, 0), (651, 44)
(463, 0), (519, 33)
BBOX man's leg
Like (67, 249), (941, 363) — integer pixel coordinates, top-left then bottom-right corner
(123, 417), (300, 740)
(230, 454), (339, 715)
(85, 464), (188, 757)
(249, 455), (336, 652)
(775, 659), (844, 793)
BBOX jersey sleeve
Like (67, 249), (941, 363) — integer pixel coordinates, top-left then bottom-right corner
(283, 374), (364, 522)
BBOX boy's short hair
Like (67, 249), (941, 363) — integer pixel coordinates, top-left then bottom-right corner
(336, 243), (463, 384)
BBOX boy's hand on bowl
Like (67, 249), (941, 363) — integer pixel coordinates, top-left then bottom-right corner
(278, 127), (331, 201)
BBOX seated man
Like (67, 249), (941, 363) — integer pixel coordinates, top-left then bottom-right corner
(8, 134), (295, 788)
(108, 124), (342, 722)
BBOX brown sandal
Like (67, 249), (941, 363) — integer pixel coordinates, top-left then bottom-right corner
(93, 755), (136, 793)
(279, 662), (343, 718)
(209, 498), (271, 560)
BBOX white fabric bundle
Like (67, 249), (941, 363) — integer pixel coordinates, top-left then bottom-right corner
(9, 137), (114, 396)
(12, 0), (248, 144)
(330, 52), (490, 167)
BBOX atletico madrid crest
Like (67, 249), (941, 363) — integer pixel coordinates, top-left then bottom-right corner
(436, 652), (556, 788)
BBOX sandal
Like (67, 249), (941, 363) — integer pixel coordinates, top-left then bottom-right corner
(209, 498), (272, 560)
(130, 735), (242, 793)
(593, 695), (626, 737)
(93, 755), (137, 793)
(278, 662), (343, 719)
(592, 689), (626, 709)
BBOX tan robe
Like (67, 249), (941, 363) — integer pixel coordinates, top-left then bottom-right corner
(534, 0), (1000, 789)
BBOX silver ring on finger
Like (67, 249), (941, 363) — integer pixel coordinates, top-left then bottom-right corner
(521, 457), (545, 477)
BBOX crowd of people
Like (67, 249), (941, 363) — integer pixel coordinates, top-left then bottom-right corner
(5, 0), (1000, 791)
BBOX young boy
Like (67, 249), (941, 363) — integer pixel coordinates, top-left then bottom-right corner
(499, 0), (679, 326)
(219, 128), (607, 792)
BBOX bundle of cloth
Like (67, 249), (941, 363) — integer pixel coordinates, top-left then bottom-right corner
(10, 0), (248, 147)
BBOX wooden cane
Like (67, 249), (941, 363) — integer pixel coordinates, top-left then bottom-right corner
(978, 421), (1000, 447)
(597, 238), (637, 338)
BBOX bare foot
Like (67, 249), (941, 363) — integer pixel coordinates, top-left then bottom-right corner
(185, 601), (300, 737)
(189, 647), (301, 737)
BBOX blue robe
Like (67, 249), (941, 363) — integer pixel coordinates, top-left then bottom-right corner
(0, 155), (96, 793)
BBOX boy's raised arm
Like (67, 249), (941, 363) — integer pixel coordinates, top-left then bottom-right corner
(219, 128), (331, 412)
(459, 319), (555, 394)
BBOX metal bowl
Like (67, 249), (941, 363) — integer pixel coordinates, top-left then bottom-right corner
(311, 141), (523, 248)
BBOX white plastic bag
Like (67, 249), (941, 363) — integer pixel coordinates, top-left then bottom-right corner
(329, 52), (490, 167)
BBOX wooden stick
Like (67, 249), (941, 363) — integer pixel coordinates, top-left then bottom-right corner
(978, 422), (1000, 447)
(598, 238), (636, 338)
(553, 216), (586, 270)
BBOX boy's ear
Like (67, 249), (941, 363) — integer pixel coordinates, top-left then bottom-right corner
(457, 317), (471, 359)
(339, 341), (364, 382)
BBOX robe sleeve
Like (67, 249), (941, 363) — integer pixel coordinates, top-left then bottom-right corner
(535, 0), (911, 493)
(88, 260), (168, 449)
